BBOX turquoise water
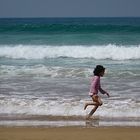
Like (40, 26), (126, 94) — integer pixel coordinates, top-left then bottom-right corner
(0, 17), (140, 45)
(0, 18), (140, 125)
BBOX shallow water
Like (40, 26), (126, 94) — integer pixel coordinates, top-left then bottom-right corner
(0, 18), (140, 126)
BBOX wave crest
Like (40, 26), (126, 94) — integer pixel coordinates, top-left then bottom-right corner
(0, 44), (140, 60)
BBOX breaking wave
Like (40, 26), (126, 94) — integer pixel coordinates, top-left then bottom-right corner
(0, 44), (140, 60)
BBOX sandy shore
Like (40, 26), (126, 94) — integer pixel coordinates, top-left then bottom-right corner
(0, 127), (140, 140)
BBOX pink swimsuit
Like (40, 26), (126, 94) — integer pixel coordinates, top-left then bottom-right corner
(89, 76), (106, 96)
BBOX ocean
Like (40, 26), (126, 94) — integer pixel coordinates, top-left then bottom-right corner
(0, 17), (140, 127)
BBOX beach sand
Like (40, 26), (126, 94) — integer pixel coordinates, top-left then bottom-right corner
(0, 127), (140, 140)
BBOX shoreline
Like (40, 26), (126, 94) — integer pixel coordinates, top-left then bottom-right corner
(0, 115), (140, 127)
(1, 126), (140, 140)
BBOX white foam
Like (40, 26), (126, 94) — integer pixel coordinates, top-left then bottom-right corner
(0, 44), (140, 60)
(0, 97), (140, 118)
(0, 65), (91, 78)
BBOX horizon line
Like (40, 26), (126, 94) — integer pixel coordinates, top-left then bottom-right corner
(0, 16), (140, 19)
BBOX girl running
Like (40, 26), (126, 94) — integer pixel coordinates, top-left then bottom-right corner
(84, 65), (110, 119)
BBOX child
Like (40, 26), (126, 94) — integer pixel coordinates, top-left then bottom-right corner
(84, 65), (110, 119)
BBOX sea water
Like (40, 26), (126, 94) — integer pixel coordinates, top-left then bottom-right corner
(0, 17), (140, 126)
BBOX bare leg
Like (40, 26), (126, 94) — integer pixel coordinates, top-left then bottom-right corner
(85, 95), (103, 119)
(84, 95), (102, 110)
(86, 105), (98, 119)
(84, 102), (99, 110)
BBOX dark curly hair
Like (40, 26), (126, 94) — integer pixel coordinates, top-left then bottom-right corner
(93, 65), (105, 76)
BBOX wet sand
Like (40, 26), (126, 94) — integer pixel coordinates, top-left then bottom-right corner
(0, 127), (140, 140)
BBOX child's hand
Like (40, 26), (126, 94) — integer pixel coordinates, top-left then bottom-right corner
(106, 93), (110, 97)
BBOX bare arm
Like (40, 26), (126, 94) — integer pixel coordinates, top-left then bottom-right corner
(99, 86), (110, 97)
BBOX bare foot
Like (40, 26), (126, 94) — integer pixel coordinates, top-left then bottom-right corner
(85, 115), (91, 120)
